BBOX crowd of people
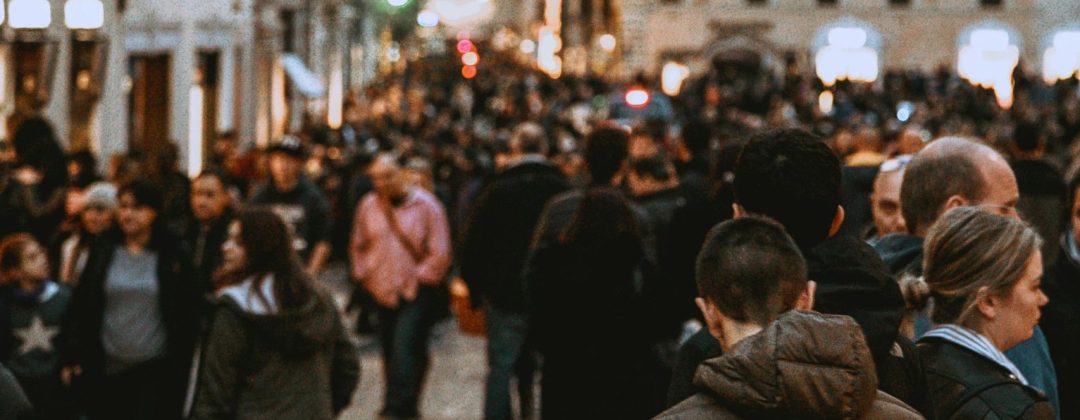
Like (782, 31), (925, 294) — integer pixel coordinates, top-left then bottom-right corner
(0, 41), (1079, 420)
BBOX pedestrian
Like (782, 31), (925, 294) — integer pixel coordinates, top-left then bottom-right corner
(1041, 170), (1080, 419)
(186, 169), (235, 296)
(874, 137), (1060, 413)
(460, 122), (569, 420)
(62, 180), (200, 420)
(191, 208), (359, 419)
(657, 217), (921, 419)
(665, 128), (929, 415)
(53, 182), (117, 286)
(249, 135), (333, 277)
(527, 188), (652, 419)
(0, 234), (75, 419)
(350, 153), (452, 420)
(906, 207), (1054, 419)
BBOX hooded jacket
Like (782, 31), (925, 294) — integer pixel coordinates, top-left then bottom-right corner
(656, 311), (923, 420)
(806, 234), (930, 416)
(191, 277), (359, 420)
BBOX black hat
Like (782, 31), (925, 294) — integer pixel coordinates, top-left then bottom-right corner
(266, 135), (306, 158)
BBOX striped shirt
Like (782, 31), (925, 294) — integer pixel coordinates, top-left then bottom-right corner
(923, 324), (1029, 385)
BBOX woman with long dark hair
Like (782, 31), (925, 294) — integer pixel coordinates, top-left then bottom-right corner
(191, 208), (358, 419)
(527, 187), (652, 419)
(62, 180), (200, 420)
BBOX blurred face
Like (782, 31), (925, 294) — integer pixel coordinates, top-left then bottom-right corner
(81, 205), (115, 235)
(269, 153), (301, 190)
(117, 193), (156, 237)
(629, 135), (659, 160)
(984, 251), (1048, 351)
(65, 188), (87, 217)
(370, 158), (407, 199)
(191, 176), (230, 223)
(18, 242), (49, 281)
(871, 169), (906, 236)
(221, 221), (247, 274)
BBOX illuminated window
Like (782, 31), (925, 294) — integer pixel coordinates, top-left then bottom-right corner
(957, 24), (1020, 109)
(813, 21), (881, 86)
(1043, 30), (1080, 84)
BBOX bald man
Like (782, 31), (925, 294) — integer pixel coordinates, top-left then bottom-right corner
(350, 153), (452, 419)
(872, 137), (1060, 417)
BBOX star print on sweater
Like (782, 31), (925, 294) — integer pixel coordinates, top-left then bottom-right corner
(14, 315), (59, 354)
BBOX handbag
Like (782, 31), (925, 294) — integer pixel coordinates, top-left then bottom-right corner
(450, 277), (486, 336)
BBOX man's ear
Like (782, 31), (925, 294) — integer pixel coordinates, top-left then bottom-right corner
(795, 280), (816, 311)
(733, 203), (747, 219)
(828, 206), (846, 237)
(696, 297), (725, 341)
(943, 195), (968, 212)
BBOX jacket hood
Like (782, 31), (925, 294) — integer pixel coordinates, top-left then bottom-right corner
(872, 233), (924, 277)
(693, 311), (878, 419)
(807, 234), (905, 367)
(217, 283), (336, 358)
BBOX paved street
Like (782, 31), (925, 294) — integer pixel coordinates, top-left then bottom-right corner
(320, 264), (497, 420)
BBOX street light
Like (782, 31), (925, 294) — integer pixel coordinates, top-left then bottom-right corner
(8, 0), (52, 29)
(65, 0), (105, 30)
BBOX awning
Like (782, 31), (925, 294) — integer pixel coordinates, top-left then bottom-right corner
(281, 53), (326, 98)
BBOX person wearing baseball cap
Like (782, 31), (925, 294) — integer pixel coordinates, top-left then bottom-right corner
(248, 135), (332, 276)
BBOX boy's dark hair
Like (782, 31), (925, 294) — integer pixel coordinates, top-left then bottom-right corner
(733, 129), (841, 250)
(119, 179), (164, 211)
(584, 125), (630, 186)
(696, 216), (808, 326)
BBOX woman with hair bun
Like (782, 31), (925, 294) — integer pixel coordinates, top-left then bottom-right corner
(909, 207), (1054, 419)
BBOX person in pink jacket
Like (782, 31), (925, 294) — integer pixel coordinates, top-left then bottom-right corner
(349, 153), (451, 419)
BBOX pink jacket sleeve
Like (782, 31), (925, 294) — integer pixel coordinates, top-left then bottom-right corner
(349, 197), (370, 281)
(415, 199), (452, 285)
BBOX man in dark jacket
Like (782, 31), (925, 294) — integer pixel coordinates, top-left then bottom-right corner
(1040, 170), (1080, 420)
(668, 129), (930, 416)
(187, 169), (235, 296)
(249, 136), (332, 276)
(873, 136), (1060, 415)
(658, 217), (921, 420)
(1009, 123), (1066, 266)
(460, 123), (570, 420)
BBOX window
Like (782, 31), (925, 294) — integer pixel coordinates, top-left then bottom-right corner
(980, 0), (1003, 7)
(747, 0), (767, 5)
(818, 0), (838, 6)
(889, 0), (911, 6)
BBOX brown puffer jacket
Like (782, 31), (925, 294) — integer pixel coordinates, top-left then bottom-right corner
(656, 311), (924, 420)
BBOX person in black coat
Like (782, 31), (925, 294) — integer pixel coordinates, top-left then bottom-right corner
(62, 181), (200, 420)
(527, 188), (653, 419)
(1040, 171), (1080, 420)
(460, 123), (570, 420)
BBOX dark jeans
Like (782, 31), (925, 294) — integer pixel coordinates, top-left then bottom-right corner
(483, 302), (535, 420)
(87, 359), (174, 420)
(378, 286), (438, 418)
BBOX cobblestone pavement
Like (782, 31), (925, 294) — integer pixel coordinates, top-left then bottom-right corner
(319, 263), (492, 420)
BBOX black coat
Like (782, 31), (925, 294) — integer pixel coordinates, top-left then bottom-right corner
(806, 235), (932, 418)
(919, 337), (1055, 419)
(1041, 237), (1080, 420)
(62, 234), (200, 418)
(460, 160), (569, 313)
